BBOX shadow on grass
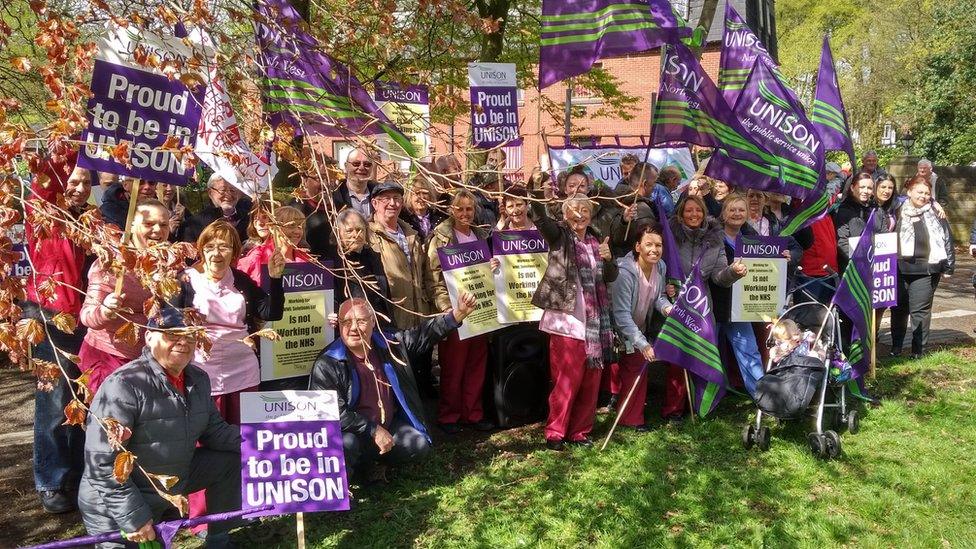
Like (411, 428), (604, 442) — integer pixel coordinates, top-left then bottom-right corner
(233, 343), (976, 548)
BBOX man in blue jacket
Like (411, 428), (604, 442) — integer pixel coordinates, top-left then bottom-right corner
(309, 292), (476, 481)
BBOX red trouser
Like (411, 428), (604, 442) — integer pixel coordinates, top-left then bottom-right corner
(545, 334), (601, 442)
(190, 386), (257, 530)
(600, 362), (622, 395)
(437, 330), (487, 424)
(661, 363), (689, 418)
(616, 351), (649, 426)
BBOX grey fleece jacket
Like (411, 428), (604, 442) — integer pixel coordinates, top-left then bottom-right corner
(611, 255), (671, 353)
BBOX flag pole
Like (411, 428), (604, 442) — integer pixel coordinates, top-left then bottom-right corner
(600, 361), (648, 451)
(296, 512), (306, 549)
(683, 368), (696, 422)
(113, 183), (142, 295)
(869, 309), (877, 378)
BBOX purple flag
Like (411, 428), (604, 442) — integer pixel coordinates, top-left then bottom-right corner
(717, 3), (800, 108)
(653, 258), (726, 417)
(830, 209), (878, 377)
(705, 57), (825, 201)
(656, 201), (685, 287)
(538, 0), (691, 89)
(254, 0), (415, 156)
(651, 43), (771, 169)
(812, 36), (856, 168)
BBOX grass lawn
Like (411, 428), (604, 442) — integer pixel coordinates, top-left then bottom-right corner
(235, 346), (976, 548)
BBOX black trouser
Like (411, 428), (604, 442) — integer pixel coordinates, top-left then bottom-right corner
(890, 273), (940, 355)
(342, 419), (430, 479)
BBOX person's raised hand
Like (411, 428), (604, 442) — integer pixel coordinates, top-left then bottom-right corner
(102, 292), (125, 320)
(328, 312), (338, 328)
(731, 259), (748, 277)
(599, 237), (612, 260)
(268, 248), (286, 279)
(489, 257), (501, 272)
(622, 204), (636, 223)
(665, 284), (677, 299)
(782, 250), (791, 262)
(373, 425), (394, 454)
(452, 291), (478, 323)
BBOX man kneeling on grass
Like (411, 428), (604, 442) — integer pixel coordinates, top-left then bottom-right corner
(78, 306), (242, 548)
(310, 292), (477, 484)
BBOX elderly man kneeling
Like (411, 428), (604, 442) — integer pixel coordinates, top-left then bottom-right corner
(310, 292), (477, 481)
(78, 307), (242, 548)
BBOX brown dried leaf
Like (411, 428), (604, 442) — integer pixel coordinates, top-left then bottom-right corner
(50, 312), (77, 333)
(102, 417), (132, 448)
(110, 141), (131, 167)
(17, 318), (45, 345)
(160, 492), (188, 516)
(244, 328), (280, 344)
(63, 399), (87, 426)
(146, 472), (179, 490)
(142, 296), (158, 318)
(114, 322), (139, 348)
(113, 451), (136, 483)
(10, 57), (32, 73)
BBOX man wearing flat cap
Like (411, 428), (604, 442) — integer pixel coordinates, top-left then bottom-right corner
(78, 307), (242, 548)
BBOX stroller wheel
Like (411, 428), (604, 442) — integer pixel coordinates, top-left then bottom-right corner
(847, 410), (860, 434)
(833, 411), (845, 430)
(741, 424), (755, 450)
(808, 432), (826, 457)
(824, 430), (842, 459)
(756, 426), (771, 451)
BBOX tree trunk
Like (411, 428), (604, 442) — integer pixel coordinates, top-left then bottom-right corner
(290, 0), (311, 20)
(477, 0), (510, 62)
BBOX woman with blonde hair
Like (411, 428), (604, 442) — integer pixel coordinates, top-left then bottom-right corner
(238, 205), (312, 285)
(427, 189), (493, 433)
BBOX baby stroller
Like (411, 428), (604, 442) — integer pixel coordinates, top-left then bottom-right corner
(741, 276), (861, 459)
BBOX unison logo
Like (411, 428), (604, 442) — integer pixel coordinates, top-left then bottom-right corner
(748, 84), (821, 154)
(663, 53), (704, 93)
(724, 26), (770, 55)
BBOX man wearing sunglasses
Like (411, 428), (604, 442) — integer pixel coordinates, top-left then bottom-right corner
(339, 146), (378, 219)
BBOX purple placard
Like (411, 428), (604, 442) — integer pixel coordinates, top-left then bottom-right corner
(241, 419), (349, 516)
(78, 58), (205, 185)
(469, 87), (521, 148)
(734, 235), (790, 258)
(491, 230), (548, 256)
(871, 233), (898, 308)
(262, 261), (335, 292)
(374, 82), (429, 105)
(437, 239), (491, 272)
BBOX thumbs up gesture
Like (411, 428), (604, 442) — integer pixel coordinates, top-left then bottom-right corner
(599, 236), (612, 260)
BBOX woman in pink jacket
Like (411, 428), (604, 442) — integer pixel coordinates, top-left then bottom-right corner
(78, 199), (171, 394)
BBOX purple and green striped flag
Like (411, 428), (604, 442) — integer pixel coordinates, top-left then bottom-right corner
(254, 0), (416, 158)
(812, 36), (856, 169)
(704, 57), (826, 205)
(717, 3), (799, 108)
(656, 201), (685, 287)
(830, 209), (878, 378)
(651, 43), (772, 171)
(653, 257), (726, 417)
(538, 0), (692, 89)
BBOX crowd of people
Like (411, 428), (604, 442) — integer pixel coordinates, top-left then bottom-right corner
(20, 144), (959, 547)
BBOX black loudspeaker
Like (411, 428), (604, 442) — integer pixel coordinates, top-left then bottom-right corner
(489, 324), (550, 428)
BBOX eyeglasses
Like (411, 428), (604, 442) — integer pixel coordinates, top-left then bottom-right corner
(210, 186), (238, 196)
(374, 195), (403, 205)
(348, 161), (373, 168)
(339, 318), (370, 329)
